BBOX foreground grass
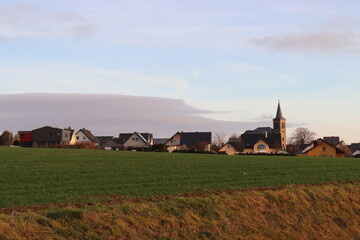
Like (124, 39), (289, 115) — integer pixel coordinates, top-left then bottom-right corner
(0, 147), (360, 208)
(0, 182), (360, 240)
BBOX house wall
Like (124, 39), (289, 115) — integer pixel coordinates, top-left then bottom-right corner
(306, 142), (337, 157)
(254, 140), (270, 153)
(61, 130), (77, 145)
(76, 131), (91, 143)
(19, 131), (33, 147)
(69, 132), (77, 145)
(124, 134), (149, 149)
(167, 145), (187, 152)
(32, 127), (62, 147)
(242, 140), (279, 154)
(166, 133), (181, 147)
(219, 144), (239, 155)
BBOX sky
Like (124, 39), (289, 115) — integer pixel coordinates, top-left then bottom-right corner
(0, 0), (359, 142)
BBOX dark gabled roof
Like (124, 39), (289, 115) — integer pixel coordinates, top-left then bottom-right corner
(96, 136), (114, 145)
(154, 138), (169, 145)
(226, 142), (242, 151)
(243, 127), (273, 135)
(179, 132), (212, 147)
(32, 126), (62, 132)
(140, 133), (152, 142)
(299, 144), (311, 150)
(228, 137), (242, 143)
(349, 143), (360, 153)
(118, 133), (133, 144)
(102, 139), (119, 148)
(323, 136), (340, 146)
(78, 128), (99, 143)
(241, 133), (281, 149)
(273, 101), (285, 120)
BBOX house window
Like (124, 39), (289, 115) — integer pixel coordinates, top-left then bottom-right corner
(136, 138), (139, 142)
(257, 144), (266, 150)
(77, 136), (79, 140)
(322, 147), (326, 152)
(83, 136), (86, 140)
(227, 145), (231, 149)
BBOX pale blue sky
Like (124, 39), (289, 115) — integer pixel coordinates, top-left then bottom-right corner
(1, 0), (359, 142)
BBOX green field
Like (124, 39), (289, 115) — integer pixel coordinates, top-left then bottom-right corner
(1, 147), (360, 208)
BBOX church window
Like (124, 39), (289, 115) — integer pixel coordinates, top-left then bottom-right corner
(282, 123), (285, 128)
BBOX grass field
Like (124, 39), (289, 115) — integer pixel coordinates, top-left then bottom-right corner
(1, 147), (360, 208)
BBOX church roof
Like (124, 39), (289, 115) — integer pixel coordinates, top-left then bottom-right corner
(273, 101), (285, 120)
(241, 133), (281, 149)
(243, 127), (273, 135)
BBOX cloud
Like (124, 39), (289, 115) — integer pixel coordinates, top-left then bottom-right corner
(0, 93), (268, 137)
(251, 32), (360, 54)
(250, 17), (360, 54)
(0, 5), (96, 41)
(0, 63), (188, 97)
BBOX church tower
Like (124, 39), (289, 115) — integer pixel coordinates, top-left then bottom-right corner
(273, 101), (286, 149)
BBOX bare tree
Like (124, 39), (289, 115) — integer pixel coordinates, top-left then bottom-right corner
(290, 127), (316, 146)
(212, 132), (227, 148)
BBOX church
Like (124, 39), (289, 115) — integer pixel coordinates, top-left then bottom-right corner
(220, 102), (287, 155)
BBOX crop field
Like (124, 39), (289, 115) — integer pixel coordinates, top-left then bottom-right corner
(1, 147), (360, 208)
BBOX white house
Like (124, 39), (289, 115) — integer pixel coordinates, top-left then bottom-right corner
(76, 128), (99, 145)
(123, 132), (151, 149)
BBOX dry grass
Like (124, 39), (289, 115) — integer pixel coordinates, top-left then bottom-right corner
(1, 182), (360, 240)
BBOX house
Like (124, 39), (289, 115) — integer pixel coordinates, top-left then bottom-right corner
(153, 138), (169, 145)
(219, 138), (243, 155)
(297, 138), (346, 158)
(18, 131), (33, 147)
(76, 128), (100, 145)
(32, 126), (63, 147)
(123, 132), (152, 150)
(114, 132), (154, 150)
(349, 143), (360, 157)
(165, 131), (212, 152)
(96, 136), (114, 146)
(102, 139), (121, 150)
(61, 129), (77, 145)
(240, 102), (286, 154)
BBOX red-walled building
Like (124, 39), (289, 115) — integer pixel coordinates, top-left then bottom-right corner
(18, 131), (33, 147)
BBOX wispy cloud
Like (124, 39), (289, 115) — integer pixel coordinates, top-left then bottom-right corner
(0, 63), (189, 97)
(0, 5), (96, 41)
(250, 17), (360, 54)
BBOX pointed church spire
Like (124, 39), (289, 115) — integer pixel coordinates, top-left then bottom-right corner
(274, 101), (285, 120)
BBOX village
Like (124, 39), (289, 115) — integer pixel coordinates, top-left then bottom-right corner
(1, 102), (359, 158)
